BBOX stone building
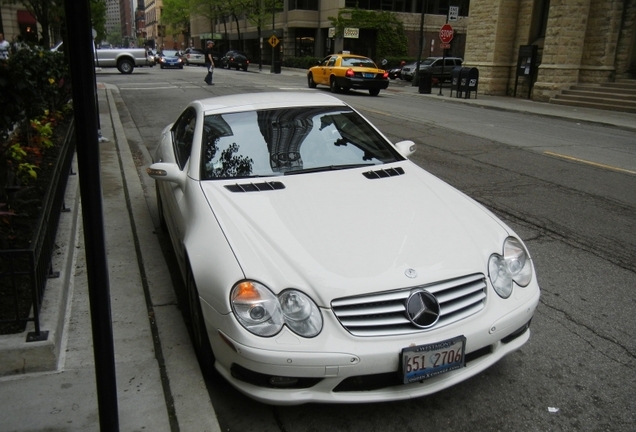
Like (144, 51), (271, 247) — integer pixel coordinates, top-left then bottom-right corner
(464, 0), (636, 101)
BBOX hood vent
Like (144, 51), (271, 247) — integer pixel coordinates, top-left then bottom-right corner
(224, 181), (285, 193)
(363, 167), (405, 179)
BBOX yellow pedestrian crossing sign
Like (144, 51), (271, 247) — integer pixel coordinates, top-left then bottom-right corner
(268, 35), (279, 47)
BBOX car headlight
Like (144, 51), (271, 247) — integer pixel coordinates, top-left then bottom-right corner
(488, 237), (533, 298)
(231, 281), (323, 337)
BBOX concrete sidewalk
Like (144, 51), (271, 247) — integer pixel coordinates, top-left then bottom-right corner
(0, 84), (221, 432)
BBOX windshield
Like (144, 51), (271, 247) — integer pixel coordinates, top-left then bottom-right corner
(200, 106), (403, 179)
(162, 50), (179, 57)
(342, 57), (377, 68)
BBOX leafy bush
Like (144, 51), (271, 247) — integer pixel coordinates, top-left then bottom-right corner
(282, 56), (321, 70)
(0, 48), (71, 140)
(0, 48), (72, 233)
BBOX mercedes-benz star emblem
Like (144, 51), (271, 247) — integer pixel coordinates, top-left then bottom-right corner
(405, 268), (418, 278)
(406, 290), (440, 328)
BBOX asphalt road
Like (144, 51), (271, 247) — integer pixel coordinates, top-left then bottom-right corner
(98, 65), (636, 432)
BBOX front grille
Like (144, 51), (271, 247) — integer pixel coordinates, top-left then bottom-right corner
(331, 274), (486, 337)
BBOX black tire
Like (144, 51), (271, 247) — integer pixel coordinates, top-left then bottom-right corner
(242, 65), (248, 71)
(117, 59), (134, 74)
(307, 73), (317, 88)
(369, 88), (380, 96)
(330, 77), (341, 93)
(186, 266), (215, 373)
(179, 65), (183, 69)
(155, 184), (168, 233)
(160, 65), (164, 69)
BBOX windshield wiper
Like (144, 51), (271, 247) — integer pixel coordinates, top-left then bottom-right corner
(284, 163), (376, 175)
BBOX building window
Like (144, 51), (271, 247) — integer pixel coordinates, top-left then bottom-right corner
(345, 0), (468, 15)
(531, 0), (550, 42)
(295, 36), (315, 56)
(289, 0), (318, 10)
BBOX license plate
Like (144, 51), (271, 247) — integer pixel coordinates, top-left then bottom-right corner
(364, 73), (375, 78)
(401, 336), (466, 384)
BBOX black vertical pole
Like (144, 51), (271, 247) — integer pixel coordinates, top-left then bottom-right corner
(63, 1), (120, 431)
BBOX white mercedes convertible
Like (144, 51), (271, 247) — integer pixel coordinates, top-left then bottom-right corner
(147, 92), (540, 405)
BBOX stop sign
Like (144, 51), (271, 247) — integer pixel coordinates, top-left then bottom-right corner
(439, 24), (454, 44)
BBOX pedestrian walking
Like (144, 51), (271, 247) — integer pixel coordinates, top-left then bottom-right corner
(0, 33), (11, 60)
(204, 40), (215, 85)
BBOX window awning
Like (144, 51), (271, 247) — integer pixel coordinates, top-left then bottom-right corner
(17, 10), (37, 25)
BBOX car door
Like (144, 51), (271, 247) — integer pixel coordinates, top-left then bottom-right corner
(318, 56), (337, 85)
(163, 107), (197, 265)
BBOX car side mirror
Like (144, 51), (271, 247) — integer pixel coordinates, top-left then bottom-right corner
(395, 140), (416, 158)
(147, 162), (187, 189)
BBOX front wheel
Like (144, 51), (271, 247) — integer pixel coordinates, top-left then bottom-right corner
(117, 59), (134, 74)
(307, 73), (317, 88)
(186, 266), (215, 375)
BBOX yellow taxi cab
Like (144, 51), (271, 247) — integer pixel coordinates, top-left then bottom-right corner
(307, 52), (389, 96)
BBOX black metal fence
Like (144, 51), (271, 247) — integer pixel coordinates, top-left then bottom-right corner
(0, 120), (76, 341)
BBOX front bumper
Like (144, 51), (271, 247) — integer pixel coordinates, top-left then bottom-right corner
(202, 285), (540, 405)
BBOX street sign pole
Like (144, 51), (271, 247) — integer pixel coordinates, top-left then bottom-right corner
(438, 2), (454, 96)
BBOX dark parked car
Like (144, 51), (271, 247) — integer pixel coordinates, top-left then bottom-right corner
(400, 57), (463, 82)
(221, 50), (250, 71)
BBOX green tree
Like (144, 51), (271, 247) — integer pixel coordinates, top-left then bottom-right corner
(162, 0), (191, 47)
(90, 0), (107, 44)
(330, 9), (408, 59)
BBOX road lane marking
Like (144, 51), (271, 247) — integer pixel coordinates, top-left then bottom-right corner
(544, 151), (636, 175)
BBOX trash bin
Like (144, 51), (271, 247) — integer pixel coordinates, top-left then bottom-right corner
(273, 60), (282, 74)
(418, 69), (432, 94)
(450, 66), (463, 97)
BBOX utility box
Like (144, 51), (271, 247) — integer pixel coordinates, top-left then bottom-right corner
(460, 67), (479, 99)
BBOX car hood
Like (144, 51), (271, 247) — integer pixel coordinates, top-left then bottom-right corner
(199, 163), (508, 305)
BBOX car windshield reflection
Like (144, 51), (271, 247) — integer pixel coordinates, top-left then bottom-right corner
(200, 106), (403, 179)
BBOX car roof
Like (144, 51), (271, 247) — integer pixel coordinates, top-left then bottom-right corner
(196, 92), (347, 114)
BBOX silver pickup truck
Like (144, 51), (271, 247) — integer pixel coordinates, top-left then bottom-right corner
(52, 42), (152, 74)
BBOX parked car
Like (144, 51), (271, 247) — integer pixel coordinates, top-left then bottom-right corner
(183, 48), (206, 66)
(158, 49), (184, 69)
(401, 57), (463, 82)
(388, 66), (403, 80)
(308, 53), (389, 96)
(146, 91), (540, 405)
(221, 50), (249, 71)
